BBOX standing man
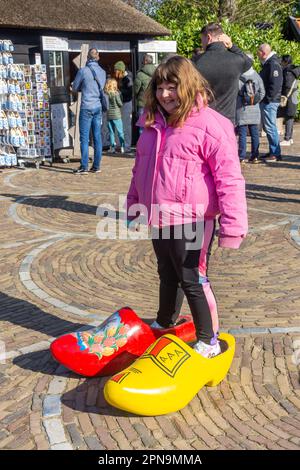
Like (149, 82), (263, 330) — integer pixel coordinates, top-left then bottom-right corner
(72, 48), (106, 174)
(196, 23), (252, 124)
(258, 44), (283, 161)
(134, 54), (156, 134)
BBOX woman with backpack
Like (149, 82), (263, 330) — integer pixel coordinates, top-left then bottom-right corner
(279, 55), (300, 146)
(236, 54), (265, 164)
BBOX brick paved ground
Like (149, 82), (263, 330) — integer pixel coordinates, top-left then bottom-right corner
(0, 125), (300, 450)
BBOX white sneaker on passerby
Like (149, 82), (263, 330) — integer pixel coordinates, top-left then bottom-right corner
(280, 140), (291, 146)
(150, 320), (164, 329)
(193, 340), (221, 358)
(120, 146), (125, 154)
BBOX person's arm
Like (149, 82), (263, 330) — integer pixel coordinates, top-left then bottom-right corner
(72, 69), (84, 93)
(99, 68), (106, 90)
(257, 74), (265, 102)
(218, 34), (253, 73)
(206, 132), (248, 249)
(266, 61), (283, 102)
(116, 92), (123, 108)
(134, 75), (142, 97)
(126, 150), (140, 220)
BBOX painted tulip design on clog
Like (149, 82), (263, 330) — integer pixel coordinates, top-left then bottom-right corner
(50, 307), (156, 377)
(104, 333), (235, 416)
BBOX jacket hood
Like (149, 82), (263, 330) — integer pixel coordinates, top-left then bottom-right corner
(140, 64), (156, 77)
(241, 67), (256, 78)
(288, 64), (300, 79)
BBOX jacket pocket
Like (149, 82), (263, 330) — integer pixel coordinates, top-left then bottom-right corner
(176, 160), (196, 203)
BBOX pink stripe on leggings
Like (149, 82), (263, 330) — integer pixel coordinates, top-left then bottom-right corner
(199, 220), (219, 335)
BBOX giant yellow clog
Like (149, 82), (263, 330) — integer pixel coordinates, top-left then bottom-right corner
(104, 333), (235, 416)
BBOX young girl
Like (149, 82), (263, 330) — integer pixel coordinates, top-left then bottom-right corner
(126, 56), (248, 358)
(104, 78), (125, 153)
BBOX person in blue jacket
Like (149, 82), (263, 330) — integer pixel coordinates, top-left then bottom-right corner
(72, 48), (106, 174)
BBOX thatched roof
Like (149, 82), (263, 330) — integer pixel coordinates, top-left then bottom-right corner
(0, 0), (170, 36)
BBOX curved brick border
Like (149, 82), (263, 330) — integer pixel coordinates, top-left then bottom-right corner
(19, 237), (107, 321)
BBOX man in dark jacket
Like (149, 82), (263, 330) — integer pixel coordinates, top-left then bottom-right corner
(196, 23), (252, 124)
(258, 43), (283, 161)
(134, 54), (156, 133)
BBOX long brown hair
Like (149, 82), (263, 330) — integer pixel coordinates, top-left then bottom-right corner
(144, 55), (212, 128)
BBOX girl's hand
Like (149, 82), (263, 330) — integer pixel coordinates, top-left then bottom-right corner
(126, 219), (140, 231)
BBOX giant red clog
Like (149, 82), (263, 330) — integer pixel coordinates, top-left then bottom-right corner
(50, 307), (156, 377)
(50, 307), (196, 377)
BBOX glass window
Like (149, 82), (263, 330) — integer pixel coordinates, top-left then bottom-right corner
(49, 52), (54, 66)
(49, 52), (64, 87)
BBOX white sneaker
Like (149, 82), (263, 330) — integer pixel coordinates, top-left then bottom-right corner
(120, 146), (125, 154)
(280, 140), (291, 146)
(193, 340), (221, 358)
(150, 320), (164, 329)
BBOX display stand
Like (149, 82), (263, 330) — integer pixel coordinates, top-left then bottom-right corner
(0, 40), (23, 169)
(17, 64), (52, 168)
(0, 39), (53, 169)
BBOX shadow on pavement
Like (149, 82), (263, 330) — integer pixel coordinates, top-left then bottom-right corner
(61, 380), (143, 418)
(1, 193), (124, 218)
(0, 292), (87, 338)
(13, 349), (79, 378)
(246, 182), (300, 204)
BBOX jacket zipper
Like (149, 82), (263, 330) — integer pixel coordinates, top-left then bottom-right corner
(149, 109), (167, 224)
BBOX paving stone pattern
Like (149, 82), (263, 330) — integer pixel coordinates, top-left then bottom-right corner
(0, 129), (299, 450)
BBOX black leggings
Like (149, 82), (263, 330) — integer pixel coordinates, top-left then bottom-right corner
(152, 221), (219, 344)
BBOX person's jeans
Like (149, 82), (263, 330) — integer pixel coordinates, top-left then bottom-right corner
(107, 119), (125, 148)
(79, 107), (102, 170)
(121, 101), (132, 150)
(137, 107), (144, 135)
(238, 124), (260, 160)
(260, 102), (281, 157)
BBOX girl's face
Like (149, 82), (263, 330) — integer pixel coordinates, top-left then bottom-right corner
(156, 81), (179, 115)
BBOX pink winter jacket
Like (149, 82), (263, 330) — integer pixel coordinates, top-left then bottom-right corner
(127, 106), (248, 249)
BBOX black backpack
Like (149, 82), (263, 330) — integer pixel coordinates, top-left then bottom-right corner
(240, 77), (260, 106)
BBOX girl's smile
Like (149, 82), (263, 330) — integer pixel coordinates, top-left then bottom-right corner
(156, 82), (179, 115)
